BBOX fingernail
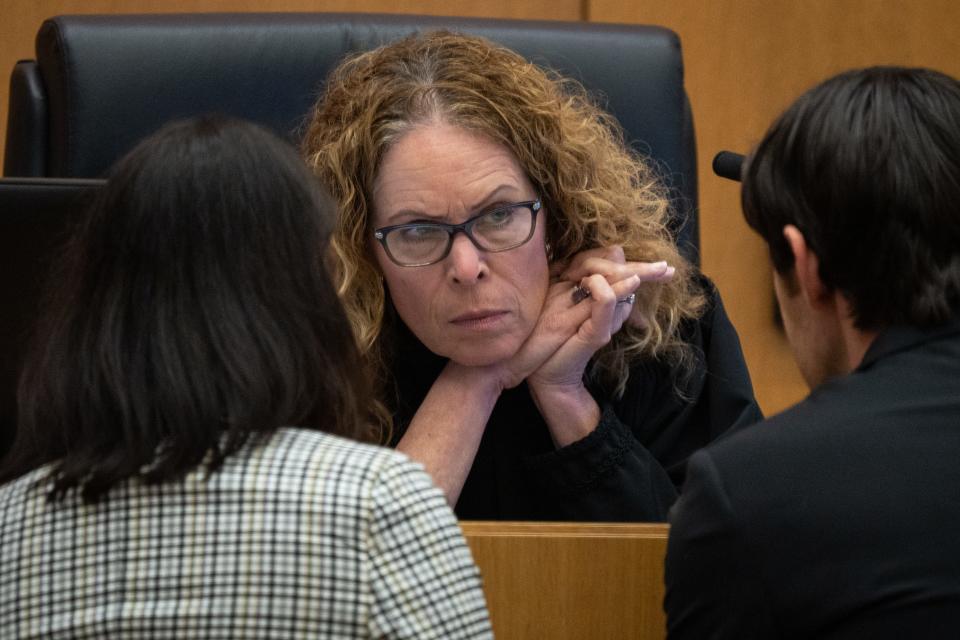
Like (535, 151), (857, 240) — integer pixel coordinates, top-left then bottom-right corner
(664, 266), (676, 277)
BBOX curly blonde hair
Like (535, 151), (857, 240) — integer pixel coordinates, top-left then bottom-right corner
(302, 31), (704, 431)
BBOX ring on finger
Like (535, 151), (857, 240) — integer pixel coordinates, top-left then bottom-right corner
(572, 286), (635, 306)
(571, 285), (591, 304)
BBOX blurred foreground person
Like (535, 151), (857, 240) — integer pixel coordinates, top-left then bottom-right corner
(666, 67), (960, 639)
(0, 116), (491, 639)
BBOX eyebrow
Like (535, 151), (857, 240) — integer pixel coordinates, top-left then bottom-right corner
(380, 184), (524, 226)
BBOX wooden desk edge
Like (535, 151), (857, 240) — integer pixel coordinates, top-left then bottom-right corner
(459, 520), (669, 539)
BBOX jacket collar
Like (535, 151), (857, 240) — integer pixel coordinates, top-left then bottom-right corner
(858, 318), (960, 371)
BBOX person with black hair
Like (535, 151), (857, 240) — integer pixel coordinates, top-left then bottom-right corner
(665, 66), (960, 638)
(0, 116), (491, 639)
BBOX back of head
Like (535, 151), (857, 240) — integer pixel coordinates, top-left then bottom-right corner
(743, 66), (960, 330)
(3, 115), (372, 500)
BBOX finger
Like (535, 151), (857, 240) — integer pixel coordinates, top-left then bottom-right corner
(631, 261), (675, 282)
(570, 273), (641, 306)
(538, 280), (595, 334)
(569, 276), (642, 334)
(554, 246), (625, 279)
(562, 258), (675, 285)
(576, 274), (619, 347)
(561, 256), (633, 284)
(610, 275), (641, 334)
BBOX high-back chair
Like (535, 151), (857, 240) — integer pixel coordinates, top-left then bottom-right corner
(2, 12), (700, 260)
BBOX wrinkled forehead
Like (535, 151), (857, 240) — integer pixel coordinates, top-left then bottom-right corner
(370, 122), (536, 222)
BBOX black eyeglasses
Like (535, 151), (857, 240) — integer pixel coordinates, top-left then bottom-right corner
(373, 199), (542, 267)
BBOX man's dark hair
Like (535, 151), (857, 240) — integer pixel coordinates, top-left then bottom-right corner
(742, 66), (960, 330)
(1, 115), (373, 501)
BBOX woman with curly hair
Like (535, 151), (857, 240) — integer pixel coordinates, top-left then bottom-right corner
(303, 31), (761, 522)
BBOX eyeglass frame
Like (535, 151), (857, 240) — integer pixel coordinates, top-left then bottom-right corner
(372, 199), (542, 267)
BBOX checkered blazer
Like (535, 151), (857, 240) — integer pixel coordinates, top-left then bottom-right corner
(0, 428), (492, 639)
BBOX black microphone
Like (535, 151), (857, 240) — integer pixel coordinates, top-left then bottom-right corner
(712, 151), (744, 182)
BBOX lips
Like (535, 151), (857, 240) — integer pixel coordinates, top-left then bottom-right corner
(450, 309), (509, 328)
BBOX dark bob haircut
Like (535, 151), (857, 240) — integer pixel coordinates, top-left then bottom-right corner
(1, 115), (373, 501)
(742, 66), (960, 330)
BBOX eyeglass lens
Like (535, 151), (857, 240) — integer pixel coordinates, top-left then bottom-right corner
(384, 203), (536, 266)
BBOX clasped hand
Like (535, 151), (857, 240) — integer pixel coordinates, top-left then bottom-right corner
(495, 245), (675, 392)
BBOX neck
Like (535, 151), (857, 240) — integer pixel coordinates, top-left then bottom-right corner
(835, 294), (880, 374)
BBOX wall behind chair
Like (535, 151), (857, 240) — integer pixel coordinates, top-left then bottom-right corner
(4, 0), (958, 417)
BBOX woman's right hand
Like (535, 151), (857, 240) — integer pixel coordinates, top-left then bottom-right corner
(493, 271), (641, 392)
(489, 279), (590, 390)
(496, 245), (673, 391)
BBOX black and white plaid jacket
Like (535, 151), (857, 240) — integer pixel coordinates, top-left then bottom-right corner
(0, 428), (492, 638)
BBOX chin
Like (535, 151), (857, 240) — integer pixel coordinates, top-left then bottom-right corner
(444, 340), (521, 368)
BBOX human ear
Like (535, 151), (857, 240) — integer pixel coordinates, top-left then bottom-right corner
(782, 225), (831, 310)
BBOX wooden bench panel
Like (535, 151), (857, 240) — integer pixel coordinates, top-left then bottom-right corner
(461, 521), (669, 639)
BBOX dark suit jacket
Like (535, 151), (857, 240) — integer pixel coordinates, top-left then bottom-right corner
(665, 321), (960, 639)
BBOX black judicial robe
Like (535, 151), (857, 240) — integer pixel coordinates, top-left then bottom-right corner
(388, 276), (762, 522)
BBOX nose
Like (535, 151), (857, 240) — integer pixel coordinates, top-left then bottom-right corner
(446, 232), (487, 285)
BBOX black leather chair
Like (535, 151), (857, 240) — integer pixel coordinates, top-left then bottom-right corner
(3, 13), (700, 260)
